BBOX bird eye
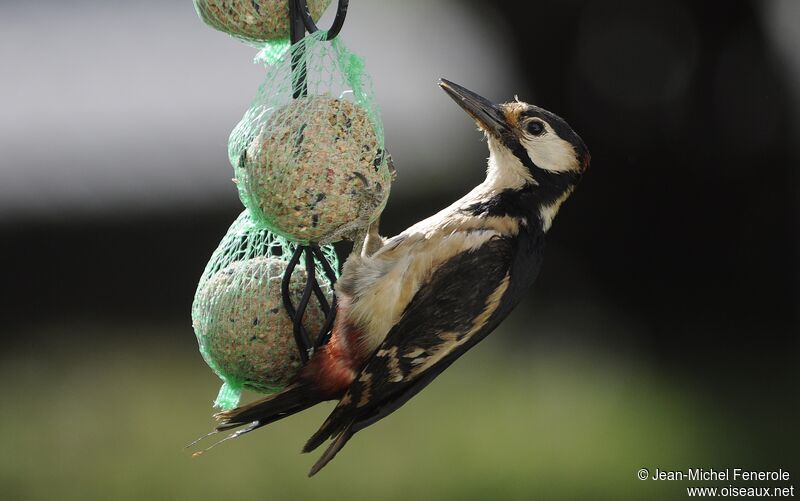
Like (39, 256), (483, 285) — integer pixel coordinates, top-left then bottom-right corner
(527, 120), (545, 136)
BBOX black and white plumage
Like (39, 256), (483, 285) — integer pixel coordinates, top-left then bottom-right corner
(209, 79), (590, 476)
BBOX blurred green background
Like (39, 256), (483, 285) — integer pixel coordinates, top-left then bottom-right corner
(1, 0), (798, 499)
(2, 318), (796, 500)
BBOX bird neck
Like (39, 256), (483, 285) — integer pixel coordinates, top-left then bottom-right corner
(470, 147), (577, 232)
(483, 140), (536, 192)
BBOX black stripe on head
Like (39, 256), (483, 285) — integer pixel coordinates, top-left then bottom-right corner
(496, 131), (580, 207)
(520, 106), (589, 166)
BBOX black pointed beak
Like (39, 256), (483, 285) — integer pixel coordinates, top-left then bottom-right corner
(439, 79), (509, 138)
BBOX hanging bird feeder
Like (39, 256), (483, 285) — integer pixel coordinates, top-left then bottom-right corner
(192, 0), (392, 410)
(193, 0), (332, 46)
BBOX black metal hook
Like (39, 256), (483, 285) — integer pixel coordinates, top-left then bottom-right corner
(288, 0), (349, 98)
(281, 0), (347, 361)
(281, 244), (339, 362)
(296, 0), (349, 41)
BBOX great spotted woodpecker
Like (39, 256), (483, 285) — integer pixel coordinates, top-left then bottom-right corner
(210, 79), (590, 476)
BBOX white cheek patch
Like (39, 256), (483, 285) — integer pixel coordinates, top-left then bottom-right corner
(523, 133), (580, 173)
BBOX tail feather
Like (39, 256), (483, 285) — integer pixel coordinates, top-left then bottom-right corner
(214, 382), (322, 431)
(302, 413), (346, 453)
(307, 424), (355, 477)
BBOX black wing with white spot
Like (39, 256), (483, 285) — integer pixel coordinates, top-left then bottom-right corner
(303, 235), (521, 475)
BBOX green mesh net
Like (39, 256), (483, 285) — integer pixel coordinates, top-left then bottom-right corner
(193, 0), (331, 61)
(192, 210), (339, 410)
(229, 30), (392, 245)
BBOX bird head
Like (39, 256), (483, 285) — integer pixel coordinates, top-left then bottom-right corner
(439, 79), (590, 218)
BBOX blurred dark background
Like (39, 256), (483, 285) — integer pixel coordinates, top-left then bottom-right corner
(1, 0), (797, 499)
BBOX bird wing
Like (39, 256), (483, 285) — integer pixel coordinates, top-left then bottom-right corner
(304, 234), (518, 475)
